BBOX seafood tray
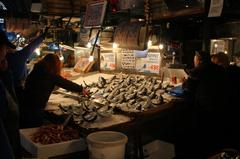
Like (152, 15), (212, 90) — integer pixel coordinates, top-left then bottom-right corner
(20, 127), (86, 158)
(75, 114), (134, 134)
(114, 101), (175, 118)
(85, 73), (169, 113)
(48, 101), (133, 133)
(47, 73), (180, 132)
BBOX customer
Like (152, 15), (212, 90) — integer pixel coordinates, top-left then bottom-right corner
(0, 118), (14, 159)
(0, 30), (21, 158)
(211, 52), (230, 69)
(185, 51), (227, 112)
(21, 53), (84, 128)
(181, 51), (227, 158)
(6, 27), (49, 104)
(211, 52), (240, 148)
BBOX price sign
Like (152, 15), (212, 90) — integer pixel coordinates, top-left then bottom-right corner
(100, 53), (116, 70)
(149, 64), (160, 71)
(208, 0), (224, 17)
(121, 49), (135, 70)
(136, 52), (161, 74)
(83, 0), (107, 28)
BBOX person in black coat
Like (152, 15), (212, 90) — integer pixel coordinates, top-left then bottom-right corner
(180, 51), (228, 158)
(21, 53), (84, 128)
(0, 118), (15, 159)
(211, 52), (240, 148)
(0, 30), (21, 159)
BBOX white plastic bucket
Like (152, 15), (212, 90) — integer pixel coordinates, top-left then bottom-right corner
(87, 131), (128, 159)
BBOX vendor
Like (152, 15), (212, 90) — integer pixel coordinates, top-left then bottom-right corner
(6, 27), (49, 105)
(21, 53), (84, 128)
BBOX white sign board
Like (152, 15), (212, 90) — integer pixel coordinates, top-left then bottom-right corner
(83, 0), (107, 28)
(100, 53), (116, 70)
(208, 0), (224, 17)
(121, 49), (135, 70)
(136, 52), (161, 74)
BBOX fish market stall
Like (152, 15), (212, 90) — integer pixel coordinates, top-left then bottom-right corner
(20, 125), (87, 158)
(42, 71), (185, 159)
(45, 72), (183, 132)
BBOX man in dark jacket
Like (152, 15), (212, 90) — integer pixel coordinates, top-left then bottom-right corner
(181, 51), (228, 158)
(211, 52), (240, 148)
(0, 30), (21, 159)
(0, 118), (14, 159)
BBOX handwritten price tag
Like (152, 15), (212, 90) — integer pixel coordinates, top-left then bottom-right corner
(100, 53), (116, 70)
(109, 63), (115, 68)
(149, 65), (160, 71)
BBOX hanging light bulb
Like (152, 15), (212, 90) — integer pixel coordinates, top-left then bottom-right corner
(89, 55), (94, 62)
(159, 43), (164, 50)
(59, 55), (64, 61)
(113, 42), (119, 49)
(86, 42), (92, 48)
(148, 40), (152, 47)
(16, 34), (21, 38)
(35, 48), (41, 56)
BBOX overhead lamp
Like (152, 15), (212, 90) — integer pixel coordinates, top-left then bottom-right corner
(89, 55), (94, 62)
(105, 26), (113, 30)
(35, 48), (41, 56)
(16, 34), (21, 38)
(159, 43), (164, 50)
(224, 51), (228, 54)
(59, 55), (64, 61)
(148, 40), (152, 47)
(214, 43), (218, 48)
(86, 42), (92, 48)
(113, 42), (119, 49)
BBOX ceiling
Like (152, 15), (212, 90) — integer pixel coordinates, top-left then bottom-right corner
(1, 0), (89, 18)
(2, 0), (240, 19)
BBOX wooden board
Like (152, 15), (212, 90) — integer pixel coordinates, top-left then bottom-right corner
(73, 57), (95, 73)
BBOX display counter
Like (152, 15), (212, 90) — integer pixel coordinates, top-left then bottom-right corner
(22, 71), (185, 159)
(46, 72), (183, 131)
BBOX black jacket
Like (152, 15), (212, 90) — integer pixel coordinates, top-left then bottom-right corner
(22, 64), (83, 128)
(182, 62), (228, 157)
(183, 62), (227, 113)
(0, 118), (15, 159)
(0, 69), (20, 158)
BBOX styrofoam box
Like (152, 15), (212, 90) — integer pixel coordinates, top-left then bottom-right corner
(143, 140), (175, 159)
(20, 128), (87, 158)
